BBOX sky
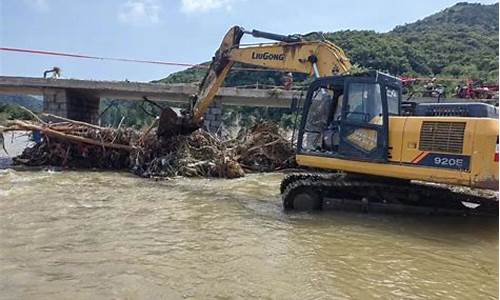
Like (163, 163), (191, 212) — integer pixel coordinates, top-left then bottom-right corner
(0, 0), (497, 82)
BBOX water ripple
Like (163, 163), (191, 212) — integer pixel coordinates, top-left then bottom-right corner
(0, 171), (497, 299)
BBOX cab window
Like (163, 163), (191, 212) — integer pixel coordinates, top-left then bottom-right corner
(302, 88), (334, 151)
(345, 83), (383, 125)
(386, 87), (400, 115)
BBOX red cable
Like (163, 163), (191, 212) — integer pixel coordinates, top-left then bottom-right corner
(0, 47), (205, 68)
(0, 47), (284, 72)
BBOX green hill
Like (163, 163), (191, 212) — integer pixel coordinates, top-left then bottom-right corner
(0, 95), (43, 122)
(158, 2), (499, 85)
(0, 95), (43, 112)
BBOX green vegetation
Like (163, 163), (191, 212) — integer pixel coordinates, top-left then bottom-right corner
(159, 2), (499, 85)
(324, 3), (498, 82)
(0, 95), (43, 122)
(98, 99), (167, 129)
(0, 104), (33, 123)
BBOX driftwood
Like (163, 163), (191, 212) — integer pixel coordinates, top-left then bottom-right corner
(235, 122), (295, 172)
(5, 120), (134, 151)
(2, 116), (295, 178)
(41, 113), (107, 131)
(19, 106), (47, 124)
(138, 117), (159, 145)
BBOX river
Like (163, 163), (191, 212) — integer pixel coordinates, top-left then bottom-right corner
(0, 169), (498, 299)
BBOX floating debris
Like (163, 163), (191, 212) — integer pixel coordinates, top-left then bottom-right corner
(235, 122), (295, 172)
(1, 116), (295, 179)
(130, 129), (245, 179)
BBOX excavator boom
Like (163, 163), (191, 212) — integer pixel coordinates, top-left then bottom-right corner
(157, 26), (351, 138)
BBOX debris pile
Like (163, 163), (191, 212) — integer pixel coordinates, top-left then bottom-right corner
(235, 122), (295, 172)
(131, 130), (245, 179)
(0, 115), (295, 179)
(3, 119), (135, 169)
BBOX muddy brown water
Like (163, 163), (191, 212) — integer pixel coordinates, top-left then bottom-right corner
(0, 170), (498, 299)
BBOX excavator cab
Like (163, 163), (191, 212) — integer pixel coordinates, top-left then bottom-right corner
(297, 71), (402, 162)
(285, 70), (498, 214)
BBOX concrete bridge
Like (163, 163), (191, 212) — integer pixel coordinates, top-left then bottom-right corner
(2, 76), (494, 131)
(0, 76), (298, 130)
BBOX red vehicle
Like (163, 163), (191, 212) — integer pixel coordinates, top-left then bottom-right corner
(457, 81), (499, 99)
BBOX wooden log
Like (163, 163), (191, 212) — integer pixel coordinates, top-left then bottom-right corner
(245, 139), (282, 153)
(138, 117), (159, 145)
(41, 113), (107, 131)
(17, 105), (47, 124)
(8, 120), (134, 151)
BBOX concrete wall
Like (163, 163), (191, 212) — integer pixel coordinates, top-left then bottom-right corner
(203, 100), (223, 133)
(43, 88), (69, 118)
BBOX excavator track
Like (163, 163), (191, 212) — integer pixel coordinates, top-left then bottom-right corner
(281, 173), (499, 216)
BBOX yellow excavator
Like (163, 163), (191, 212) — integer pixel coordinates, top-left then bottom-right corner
(161, 26), (499, 215)
(158, 26), (351, 136)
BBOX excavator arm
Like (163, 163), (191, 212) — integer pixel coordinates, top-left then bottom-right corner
(158, 26), (351, 137)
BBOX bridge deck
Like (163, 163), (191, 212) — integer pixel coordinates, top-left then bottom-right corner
(0, 76), (297, 108)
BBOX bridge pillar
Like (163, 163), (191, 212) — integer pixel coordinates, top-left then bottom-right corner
(43, 88), (100, 123)
(203, 100), (223, 133)
(43, 88), (69, 118)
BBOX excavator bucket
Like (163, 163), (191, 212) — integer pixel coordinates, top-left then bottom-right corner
(156, 26), (245, 140)
(157, 106), (181, 138)
(156, 106), (200, 138)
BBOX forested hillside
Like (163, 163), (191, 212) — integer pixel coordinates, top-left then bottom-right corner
(158, 2), (499, 86)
